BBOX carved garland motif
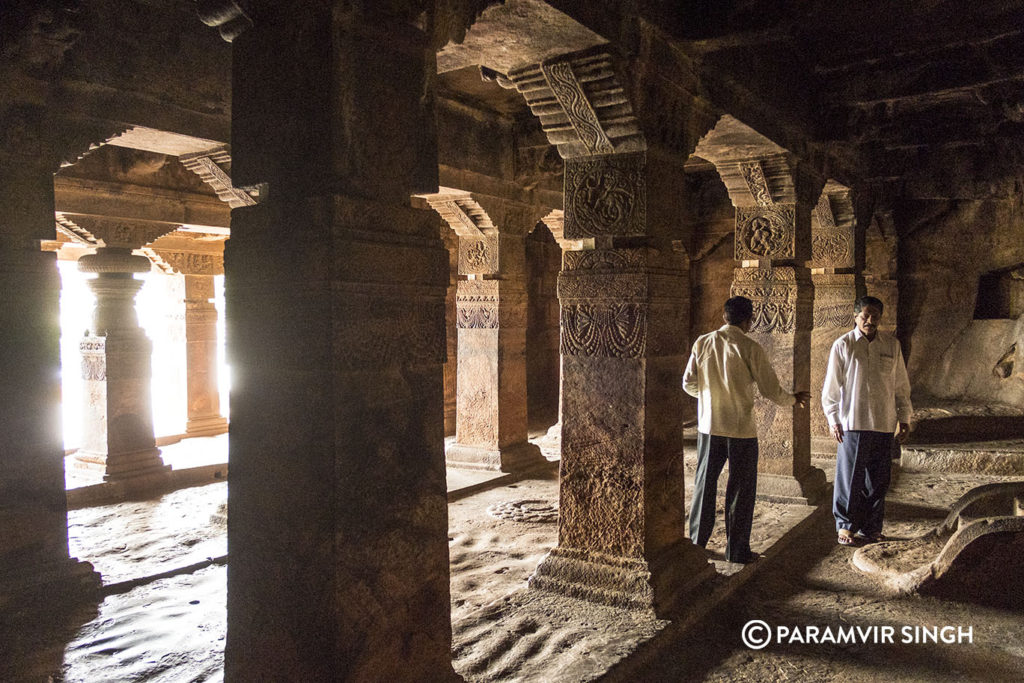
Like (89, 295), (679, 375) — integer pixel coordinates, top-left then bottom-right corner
(732, 269), (798, 334)
(457, 304), (499, 329)
(563, 249), (646, 272)
(560, 303), (647, 357)
(740, 161), (773, 207)
(814, 305), (854, 329)
(80, 339), (106, 381)
(541, 60), (614, 156)
(735, 205), (795, 260)
(565, 155), (646, 238)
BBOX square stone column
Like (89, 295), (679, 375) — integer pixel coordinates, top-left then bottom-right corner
(225, 7), (456, 681)
(183, 274), (228, 437)
(446, 231), (545, 472)
(0, 158), (99, 610)
(530, 152), (713, 615)
(732, 266), (825, 502)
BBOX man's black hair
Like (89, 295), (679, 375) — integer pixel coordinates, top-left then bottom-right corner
(724, 296), (754, 325)
(854, 296), (884, 314)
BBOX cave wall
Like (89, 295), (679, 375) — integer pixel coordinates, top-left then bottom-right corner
(526, 224), (561, 428)
(897, 197), (1024, 407)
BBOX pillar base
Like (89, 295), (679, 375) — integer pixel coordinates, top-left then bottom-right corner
(75, 447), (171, 483)
(185, 415), (229, 438)
(0, 556), (101, 612)
(756, 467), (828, 505)
(446, 441), (549, 474)
(528, 544), (715, 615)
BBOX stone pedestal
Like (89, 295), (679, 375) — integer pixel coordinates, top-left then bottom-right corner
(732, 266), (827, 503)
(184, 274), (228, 437)
(226, 7), (455, 681)
(73, 252), (168, 482)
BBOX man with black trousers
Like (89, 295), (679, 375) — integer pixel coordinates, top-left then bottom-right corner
(823, 296), (912, 546)
(684, 296), (810, 563)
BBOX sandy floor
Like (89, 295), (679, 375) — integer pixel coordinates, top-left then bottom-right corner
(6, 446), (1022, 681)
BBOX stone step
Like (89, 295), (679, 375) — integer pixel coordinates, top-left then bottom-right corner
(900, 440), (1024, 475)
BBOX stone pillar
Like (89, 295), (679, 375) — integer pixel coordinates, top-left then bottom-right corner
(695, 118), (827, 503)
(441, 225), (459, 436)
(0, 123), (100, 609)
(74, 246), (170, 482)
(225, 5), (455, 681)
(184, 274), (229, 437)
(430, 197), (546, 473)
(529, 152), (713, 614)
(809, 184), (857, 457)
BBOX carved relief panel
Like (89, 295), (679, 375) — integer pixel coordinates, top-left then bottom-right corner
(564, 153), (647, 239)
(812, 273), (856, 329)
(734, 205), (796, 260)
(810, 195), (854, 269)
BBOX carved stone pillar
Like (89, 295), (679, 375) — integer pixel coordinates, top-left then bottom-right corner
(73, 240), (171, 482)
(696, 117), (827, 503)
(528, 152), (713, 614)
(183, 274), (229, 437)
(0, 140), (99, 609)
(425, 195), (547, 473)
(225, 6), (455, 680)
(810, 184), (857, 456)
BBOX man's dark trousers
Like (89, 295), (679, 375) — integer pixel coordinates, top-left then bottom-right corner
(689, 432), (758, 562)
(833, 430), (893, 536)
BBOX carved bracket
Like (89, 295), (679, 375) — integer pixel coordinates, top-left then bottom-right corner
(179, 146), (258, 208)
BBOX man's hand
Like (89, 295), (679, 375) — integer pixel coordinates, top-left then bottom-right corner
(831, 423), (844, 444)
(793, 391), (811, 408)
(895, 422), (910, 444)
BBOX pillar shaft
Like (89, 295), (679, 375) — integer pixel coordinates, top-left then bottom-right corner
(74, 251), (169, 482)
(226, 6), (455, 680)
(0, 158), (99, 609)
(184, 274), (228, 437)
(447, 229), (544, 472)
(531, 151), (712, 614)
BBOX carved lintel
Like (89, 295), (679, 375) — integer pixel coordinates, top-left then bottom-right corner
(179, 147), (256, 208)
(152, 250), (225, 276)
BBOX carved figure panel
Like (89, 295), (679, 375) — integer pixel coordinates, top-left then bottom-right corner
(565, 154), (646, 239)
(458, 237), (497, 275)
(735, 205), (795, 260)
(560, 303), (647, 357)
(155, 250), (225, 276)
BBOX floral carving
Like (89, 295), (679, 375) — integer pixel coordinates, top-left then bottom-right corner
(457, 304), (499, 329)
(740, 161), (773, 207)
(560, 303), (647, 357)
(541, 60), (614, 155)
(811, 233), (852, 267)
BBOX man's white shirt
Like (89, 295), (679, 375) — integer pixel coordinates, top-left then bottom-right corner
(822, 327), (913, 433)
(683, 324), (795, 438)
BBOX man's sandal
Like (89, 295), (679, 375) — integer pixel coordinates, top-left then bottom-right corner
(837, 530), (856, 546)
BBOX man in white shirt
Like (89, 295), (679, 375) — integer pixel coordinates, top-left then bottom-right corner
(822, 296), (912, 546)
(684, 296), (810, 563)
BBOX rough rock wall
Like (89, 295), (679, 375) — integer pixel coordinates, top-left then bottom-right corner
(898, 198), (1024, 407)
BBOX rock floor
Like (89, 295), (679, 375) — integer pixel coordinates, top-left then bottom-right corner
(6, 446), (1023, 682)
